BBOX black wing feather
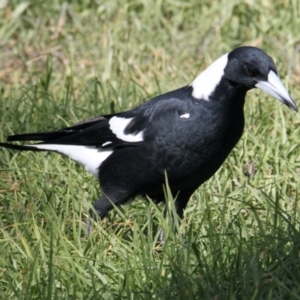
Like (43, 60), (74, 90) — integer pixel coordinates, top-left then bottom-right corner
(3, 112), (141, 150)
(2, 86), (194, 151)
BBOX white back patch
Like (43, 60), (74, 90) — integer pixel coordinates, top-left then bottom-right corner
(109, 116), (143, 142)
(180, 113), (190, 119)
(30, 144), (113, 177)
(190, 53), (228, 101)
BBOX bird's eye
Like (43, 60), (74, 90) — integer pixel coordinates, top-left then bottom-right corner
(247, 69), (256, 77)
(245, 66), (258, 77)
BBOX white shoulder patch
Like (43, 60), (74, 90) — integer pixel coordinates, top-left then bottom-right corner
(190, 53), (228, 101)
(109, 116), (143, 142)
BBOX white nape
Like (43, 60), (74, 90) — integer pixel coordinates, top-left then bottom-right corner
(109, 116), (143, 142)
(190, 53), (228, 101)
(180, 113), (190, 119)
(28, 144), (112, 177)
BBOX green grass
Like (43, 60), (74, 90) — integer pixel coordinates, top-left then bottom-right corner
(1, 0), (300, 299)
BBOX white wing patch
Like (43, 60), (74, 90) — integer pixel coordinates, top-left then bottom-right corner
(109, 116), (143, 142)
(28, 144), (113, 177)
(180, 113), (190, 119)
(190, 53), (228, 101)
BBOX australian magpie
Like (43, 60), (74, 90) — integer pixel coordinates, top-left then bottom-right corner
(0, 46), (297, 227)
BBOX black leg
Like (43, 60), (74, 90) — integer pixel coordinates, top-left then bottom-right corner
(159, 189), (194, 243)
(175, 190), (194, 219)
(87, 190), (133, 235)
(90, 195), (115, 220)
(90, 190), (132, 220)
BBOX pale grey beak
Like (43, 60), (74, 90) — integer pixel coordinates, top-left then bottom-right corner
(255, 70), (297, 112)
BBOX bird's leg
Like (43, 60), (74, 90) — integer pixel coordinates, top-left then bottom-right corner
(159, 190), (193, 243)
(86, 195), (110, 235)
(175, 190), (193, 219)
(87, 191), (132, 235)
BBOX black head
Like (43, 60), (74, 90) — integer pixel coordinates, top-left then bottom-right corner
(225, 46), (276, 87)
(224, 46), (297, 111)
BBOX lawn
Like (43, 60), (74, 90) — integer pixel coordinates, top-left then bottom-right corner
(1, 0), (300, 299)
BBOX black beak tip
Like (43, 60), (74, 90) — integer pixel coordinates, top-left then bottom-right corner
(287, 101), (298, 112)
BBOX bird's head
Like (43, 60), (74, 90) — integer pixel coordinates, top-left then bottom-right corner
(224, 46), (297, 111)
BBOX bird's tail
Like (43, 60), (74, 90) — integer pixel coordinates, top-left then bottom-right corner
(0, 129), (112, 177)
(6, 131), (71, 143)
(0, 142), (45, 151)
(0, 130), (74, 152)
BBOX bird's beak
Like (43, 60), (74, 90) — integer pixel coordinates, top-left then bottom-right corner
(255, 70), (298, 112)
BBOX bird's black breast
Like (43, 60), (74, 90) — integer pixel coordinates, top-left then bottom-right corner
(142, 92), (245, 187)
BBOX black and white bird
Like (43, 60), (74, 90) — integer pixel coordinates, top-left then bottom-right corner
(0, 46), (297, 226)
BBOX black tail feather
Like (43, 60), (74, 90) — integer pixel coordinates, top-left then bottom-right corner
(6, 131), (72, 143)
(0, 143), (44, 151)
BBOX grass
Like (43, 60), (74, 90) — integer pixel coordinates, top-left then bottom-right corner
(1, 0), (300, 299)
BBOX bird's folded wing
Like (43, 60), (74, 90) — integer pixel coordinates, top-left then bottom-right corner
(2, 90), (192, 150)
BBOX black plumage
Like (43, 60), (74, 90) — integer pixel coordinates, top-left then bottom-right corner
(0, 46), (297, 224)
